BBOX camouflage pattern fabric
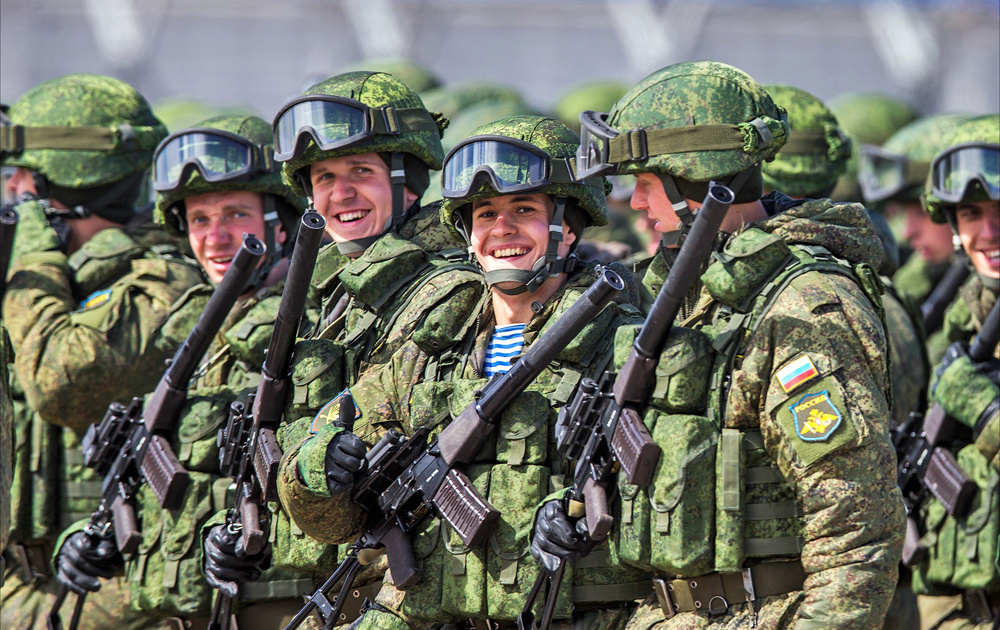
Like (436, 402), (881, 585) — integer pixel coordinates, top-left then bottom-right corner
(894, 255), (953, 308)
(1, 330), (12, 557)
(624, 193), (904, 629)
(883, 284), (929, 428)
(283, 263), (650, 626)
(1, 218), (203, 629)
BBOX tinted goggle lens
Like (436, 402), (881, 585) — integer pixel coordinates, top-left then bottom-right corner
(154, 131), (256, 192)
(273, 98), (369, 162)
(442, 139), (548, 196)
(858, 146), (907, 202)
(932, 143), (1000, 202)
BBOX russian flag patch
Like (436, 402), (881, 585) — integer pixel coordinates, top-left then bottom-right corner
(776, 354), (819, 394)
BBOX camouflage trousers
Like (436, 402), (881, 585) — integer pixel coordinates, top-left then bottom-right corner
(0, 569), (171, 630)
(350, 602), (633, 630)
(623, 592), (806, 630)
(917, 594), (997, 630)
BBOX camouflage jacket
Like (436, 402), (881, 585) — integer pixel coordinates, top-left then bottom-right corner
(913, 277), (999, 596)
(639, 192), (905, 629)
(4, 221), (204, 543)
(278, 262), (648, 623)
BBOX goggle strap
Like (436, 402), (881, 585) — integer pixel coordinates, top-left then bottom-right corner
(370, 107), (440, 136)
(2, 123), (162, 154)
(607, 124), (746, 165)
(780, 130), (830, 155)
(904, 160), (930, 188)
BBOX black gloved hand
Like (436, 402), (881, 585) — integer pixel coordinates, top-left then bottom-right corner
(203, 524), (272, 599)
(324, 430), (367, 496)
(55, 529), (123, 595)
(529, 500), (595, 573)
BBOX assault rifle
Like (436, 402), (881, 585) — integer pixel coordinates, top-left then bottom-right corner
(47, 235), (265, 630)
(284, 267), (627, 630)
(519, 182), (735, 630)
(921, 260), (970, 337)
(894, 299), (999, 566)
(0, 205), (16, 307)
(208, 210), (327, 630)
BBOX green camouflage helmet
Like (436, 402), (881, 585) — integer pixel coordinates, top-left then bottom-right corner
(3, 73), (167, 189)
(828, 92), (919, 147)
(603, 61), (789, 183)
(154, 114), (306, 237)
(440, 115), (610, 241)
(339, 58), (442, 95)
(859, 113), (971, 204)
(923, 113), (1000, 224)
(552, 80), (628, 130)
(761, 84), (851, 198)
(421, 82), (527, 122)
(276, 71), (447, 198)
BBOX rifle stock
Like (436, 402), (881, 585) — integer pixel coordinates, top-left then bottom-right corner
(285, 268), (626, 630)
(47, 236), (265, 630)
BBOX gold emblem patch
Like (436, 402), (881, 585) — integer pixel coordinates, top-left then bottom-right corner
(789, 390), (842, 442)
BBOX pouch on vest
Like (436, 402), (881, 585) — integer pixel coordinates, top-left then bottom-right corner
(9, 401), (61, 541)
(914, 444), (1000, 592)
(269, 502), (342, 576)
(224, 294), (282, 367)
(285, 339), (347, 424)
(701, 229), (793, 310)
(129, 472), (215, 616)
(68, 227), (145, 298)
(174, 391), (231, 473)
(441, 464), (491, 619)
(397, 501), (448, 622)
(613, 411), (717, 576)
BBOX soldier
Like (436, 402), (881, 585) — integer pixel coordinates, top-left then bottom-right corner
(565, 60), (905, 629)
(278, 115), (650, 629)
(858, 114), (971, 309)
(911, 113), (999, 629)
(0, 73), (204, 630)
(48, 113), (319, 627)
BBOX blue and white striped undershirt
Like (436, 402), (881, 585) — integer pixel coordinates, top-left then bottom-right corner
(484, 323), (527, 377)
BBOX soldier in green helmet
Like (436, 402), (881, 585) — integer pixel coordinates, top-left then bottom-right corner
(909, 113), (999, 629)
(859, 114), (972, 310)
(0, 73), (205, 630)
(279, 114), (649, 629)
(47, 113), (324, 628)
(565, 60), (905, 629)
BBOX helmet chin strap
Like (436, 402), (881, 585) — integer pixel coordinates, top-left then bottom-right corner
(335, 153), (409, 257)
(484, 195), (580, 296)
(656, 167), (755, 250)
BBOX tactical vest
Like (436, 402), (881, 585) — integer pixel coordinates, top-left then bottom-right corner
(368, 273), (650, 623)
(612, 228), (887, 576)
(8, 231), (193, 545)
(127, 286), (314, 616)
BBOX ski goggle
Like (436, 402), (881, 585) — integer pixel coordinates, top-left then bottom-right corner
(442, 135), (582, 198)
(930, 142), (1000, 203)
(153, 128), (272, 192)
(858, 145), (928, 203)
(272, 94), (439, 162)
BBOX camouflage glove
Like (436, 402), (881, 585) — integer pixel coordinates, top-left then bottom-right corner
(324, 430), (367, 496)
(203, 524), (272, 599)
(55, 529), (123, 595)
(933, 340), (1000, 435)
(529, 500), (595, 573)
(9, 193), (70, 261)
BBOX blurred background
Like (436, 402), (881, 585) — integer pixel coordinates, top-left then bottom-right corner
(2, 0), (998, 130)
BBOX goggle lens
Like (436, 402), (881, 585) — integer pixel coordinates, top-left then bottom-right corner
(442, 139), (549, 196)
(858, 146), (907, 202)
(273, 98), (368, 162)
(932, 143), (1000, 202)
(153, 131), (257, 192)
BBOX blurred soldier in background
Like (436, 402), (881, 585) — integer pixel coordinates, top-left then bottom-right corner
(0, 73), (203, 630)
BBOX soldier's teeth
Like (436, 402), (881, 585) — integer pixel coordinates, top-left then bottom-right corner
(338, 211), (368, 222)
(494, 247), (528, 258)
(986, 249), (999, 260)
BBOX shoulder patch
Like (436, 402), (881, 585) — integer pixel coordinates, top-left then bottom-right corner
(310, 389), (359, 434)
(789, 390), (842, 441)
(79, 288), (112, 311)
(776, 354), (819, 394)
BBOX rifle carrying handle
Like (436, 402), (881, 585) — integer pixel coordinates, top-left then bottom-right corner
(383, 524), (421, 590)
(111, 495), (141, 555)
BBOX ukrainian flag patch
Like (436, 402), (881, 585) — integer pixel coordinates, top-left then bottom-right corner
(79, 289), (112, 310)
(776, 354), (819, 393)
(790, 390), (842, 441)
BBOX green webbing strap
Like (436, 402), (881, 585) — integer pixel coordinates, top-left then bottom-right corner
(64, 481), (103, 498)
(574, 581), (652, 603)
(178, 441), (193, 463)
(720, 429), (742, 512)
(745, 536), (804, 557)
(746, 501), (801, 520)
(31, 415), (43, 473)
(576, 548), (610, 569)
(607, 125), (746, 165)
(550, 365), (584, 405)
(212, 477), (232, 513)
(746, 466), (784, 485)
(2, 123), (162, 153)
(450, 552), (466, 576)
(163, 558), (179, 588)
(343, 310), (377, 347)
(966, 533), (979, 561)
(240, 578), (315, 600)
(656, 511), (670, 534)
